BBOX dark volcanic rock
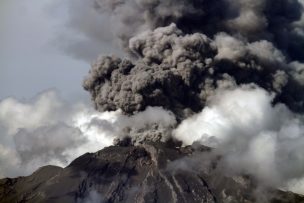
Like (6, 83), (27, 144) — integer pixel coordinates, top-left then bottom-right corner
(0, 142), (303, 203)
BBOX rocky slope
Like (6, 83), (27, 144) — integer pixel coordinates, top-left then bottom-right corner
(0, 141), (303, 203)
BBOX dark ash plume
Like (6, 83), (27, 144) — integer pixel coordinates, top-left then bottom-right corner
(91, 0), (304, 61)
(61, 0), (304, 194)
(83, 24), (304, 119)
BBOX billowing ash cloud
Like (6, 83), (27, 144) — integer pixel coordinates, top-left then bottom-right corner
(67, 0), (304, 61)
(5, 0), (301, 195)
(73, 0), (304, 194)
(0, 90), (175, 178)
(83, 23), (304, 120)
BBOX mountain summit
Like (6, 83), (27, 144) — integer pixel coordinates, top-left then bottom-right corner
(1, 141), (303, 203)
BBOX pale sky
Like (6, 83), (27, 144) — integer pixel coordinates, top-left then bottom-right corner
(0, 0), (109, 101)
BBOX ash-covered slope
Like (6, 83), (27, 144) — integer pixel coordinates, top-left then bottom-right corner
(1, 141), (303, 203)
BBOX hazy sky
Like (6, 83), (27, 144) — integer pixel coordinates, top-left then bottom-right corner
(0, 0), (99, 101)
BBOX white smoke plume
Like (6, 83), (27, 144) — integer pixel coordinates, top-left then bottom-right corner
(0, 90), (175, 178)
(174, 85), (304, 193)
(81, 190), (104, 203)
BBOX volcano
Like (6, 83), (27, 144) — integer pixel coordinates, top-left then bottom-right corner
(1, 141), (303, 203)
(1, 0), (304, 202)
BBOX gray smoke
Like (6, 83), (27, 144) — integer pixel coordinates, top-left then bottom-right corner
(83, 24), (304, 120)
(63, 0), (304, 60)
(2, 0), (304, 195)
(77, 0), (304, 194)
(78, 0), (303, 61)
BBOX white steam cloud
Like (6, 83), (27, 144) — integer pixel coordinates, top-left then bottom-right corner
(0, 90), (175, 178)
(81, 190), (104, 203)
(174, 85), (304, 193)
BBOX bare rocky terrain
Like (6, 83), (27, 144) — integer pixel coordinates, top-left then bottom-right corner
(1, 141), (304, 203)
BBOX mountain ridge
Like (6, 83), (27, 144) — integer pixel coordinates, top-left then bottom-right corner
(1, 141), (303, 203)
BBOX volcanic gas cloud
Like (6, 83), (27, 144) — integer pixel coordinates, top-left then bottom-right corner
(73, 0), (304, 194)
